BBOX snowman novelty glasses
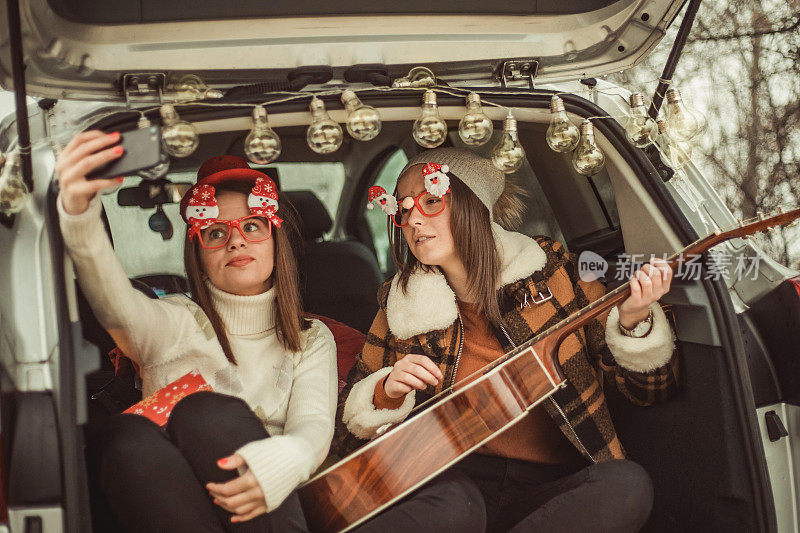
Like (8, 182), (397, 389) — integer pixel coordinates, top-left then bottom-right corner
(392, 191), (448, 227)
(196, 215), (272, 249)
(366, 162), (452, 228)
(181, 175), (283, 245)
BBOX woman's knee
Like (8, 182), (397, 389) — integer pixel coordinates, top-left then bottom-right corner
(591, 460), (654, 530)
(97, 414), (164, 457)
(93, 414), (167, 482)
(429, 470), (487, 532)
(166, 391), (251, 440)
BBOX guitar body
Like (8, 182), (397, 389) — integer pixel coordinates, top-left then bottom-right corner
(298, 339), (563, 532)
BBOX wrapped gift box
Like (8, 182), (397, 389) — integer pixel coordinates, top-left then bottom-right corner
(124, 370), (212, 426)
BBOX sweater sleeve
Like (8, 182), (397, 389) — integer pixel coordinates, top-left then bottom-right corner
(235, 320), (337, 512)
(568, 251), (680, 407)
(57, 194), (197, 367)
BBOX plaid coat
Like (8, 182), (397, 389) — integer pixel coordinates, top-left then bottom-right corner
(334, 226), (679, 463)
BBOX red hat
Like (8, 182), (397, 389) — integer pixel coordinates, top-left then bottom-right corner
(180, 155), (268, 222)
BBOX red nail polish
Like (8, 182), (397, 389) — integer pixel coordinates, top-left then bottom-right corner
(218, 458), (227, 465)
(109, 131), (120, 139)
(113, 146), (124, 155)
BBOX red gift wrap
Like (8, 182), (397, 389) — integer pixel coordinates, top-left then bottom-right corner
(124, 370), (213, 426)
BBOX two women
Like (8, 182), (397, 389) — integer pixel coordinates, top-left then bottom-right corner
(61, 130), (678, 532)
(335, 148), (679, 532)
(58, 131), (337, 531)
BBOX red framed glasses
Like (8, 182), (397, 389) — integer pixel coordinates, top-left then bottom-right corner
(391, 190), (448, 228)
(194, 215), (272, 249)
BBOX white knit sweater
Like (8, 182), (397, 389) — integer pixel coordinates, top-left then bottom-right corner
(58, 194), (337, 512)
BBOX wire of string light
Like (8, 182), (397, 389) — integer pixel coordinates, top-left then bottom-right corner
(12, 75), (690, 160)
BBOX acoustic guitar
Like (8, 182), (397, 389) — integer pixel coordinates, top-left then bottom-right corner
(298, 208), (800, 532)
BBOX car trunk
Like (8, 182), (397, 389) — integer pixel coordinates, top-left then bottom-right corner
(0, 0), (783, 529)
(41, 88), (774, 531)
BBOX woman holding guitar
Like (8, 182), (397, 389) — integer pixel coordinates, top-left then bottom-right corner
(334, 148), (678, 532)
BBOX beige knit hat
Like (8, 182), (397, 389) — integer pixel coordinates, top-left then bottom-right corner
(400, 147), (524, 228)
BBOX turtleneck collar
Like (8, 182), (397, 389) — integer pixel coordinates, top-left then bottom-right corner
(205, 280), (276, 336)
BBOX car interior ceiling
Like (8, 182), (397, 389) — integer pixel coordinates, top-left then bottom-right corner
(74, 111), (765, 530)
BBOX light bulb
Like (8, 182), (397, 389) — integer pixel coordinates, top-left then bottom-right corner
(341, 90), (381, 141)
(665, 88), (705, 142)
(0, 151), (30, 215)
(624, 93), (657, 148)
(392, 66), (436, 88)
(135, 115), (170, 179)
(458, 93), (493, 146)
(306, 97), (343, 154)
(491, 113), (526, 174)
(160, 104), (199, 158)
(572, 120), (606, 176)
(172, 74), (223, 101)
(656, 118), (693, 170)
(546, 95), (580, 152)
(245, 106), (282, 164)
(413, 90), (448, 149)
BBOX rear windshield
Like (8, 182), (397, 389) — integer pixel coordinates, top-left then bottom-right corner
(101, 162), (345, 279)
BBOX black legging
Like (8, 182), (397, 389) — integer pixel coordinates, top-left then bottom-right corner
(451, 453), (654, 533)
(90, 391), (304, 532)
(89, 391), (486, 533)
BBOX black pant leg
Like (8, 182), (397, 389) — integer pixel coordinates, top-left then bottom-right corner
(505, 459), (654, 533)
(91, 413), (226, 533)
(166, 391), (308, 533)
(352, 469), (486, 533)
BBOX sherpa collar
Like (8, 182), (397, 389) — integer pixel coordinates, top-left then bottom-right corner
(386, 223), (547, 340)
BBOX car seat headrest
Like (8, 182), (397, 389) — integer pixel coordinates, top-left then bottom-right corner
(284, 190), (333, 241)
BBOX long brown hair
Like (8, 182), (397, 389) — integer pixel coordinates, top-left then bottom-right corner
(184, 181), (310, 363)
(390, 174), (503, 325)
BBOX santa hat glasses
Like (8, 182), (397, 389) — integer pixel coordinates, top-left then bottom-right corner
(366, 162), (451, 227)
(195, 215), (272, 250)
(180, 156), (284, 246)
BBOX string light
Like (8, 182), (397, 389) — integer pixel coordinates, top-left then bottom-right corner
(458, 93), (493, 147)
(392, 67), (436, 88)
(159, 105), (199, 157)
(341, 90), (382, 141)
(492, 113), (526, 173)
(572, 120), (606, 176)
(306, 97), (343, 154)
(664, 88), (706, 142)
(24, 79), (712, 174)
(545, 95), (580, 152)
(172, 74), (224, 101)
(244, 105), (282, 164)
(0, 151), (30, 215)
(412, 90), (448, 148)
(624, 93), (656, 148)
(656, 118), (693, 170)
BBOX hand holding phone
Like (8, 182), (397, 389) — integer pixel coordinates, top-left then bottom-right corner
(86, 125), (164, 180)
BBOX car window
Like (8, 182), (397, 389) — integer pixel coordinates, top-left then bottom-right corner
(101, 175), (188, 278)
(257, 162), (346, 221)
(366, 150), (408, 273)
(102, 163), (346, 279)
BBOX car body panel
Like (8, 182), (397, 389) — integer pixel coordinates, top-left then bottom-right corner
(0, 0), (684, 100)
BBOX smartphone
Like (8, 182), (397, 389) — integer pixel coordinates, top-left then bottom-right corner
(86, 125), (164, 180)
